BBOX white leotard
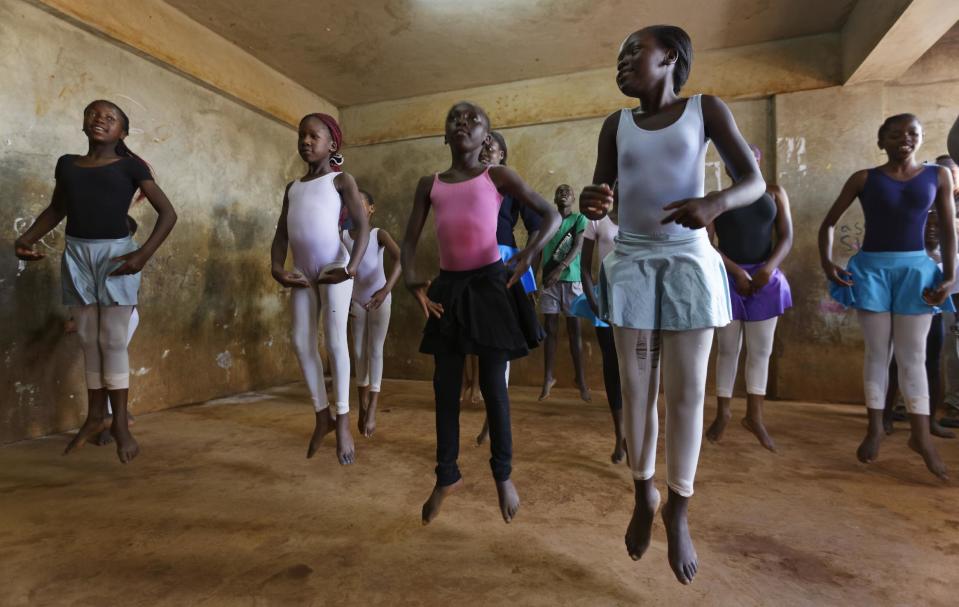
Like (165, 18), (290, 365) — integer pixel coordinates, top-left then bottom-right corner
(287, 173), (348, 281)
(616, 94), (709, 237)
(342, 227), (387, 304)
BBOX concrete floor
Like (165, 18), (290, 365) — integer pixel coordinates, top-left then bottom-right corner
(1, 380), (958, 606)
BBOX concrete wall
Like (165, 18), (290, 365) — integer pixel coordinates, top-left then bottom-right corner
(347, 33), (959, 404)
(0, 0), (305, 443)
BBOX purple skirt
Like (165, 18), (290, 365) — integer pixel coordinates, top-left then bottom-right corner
(728, 262), (792, 321)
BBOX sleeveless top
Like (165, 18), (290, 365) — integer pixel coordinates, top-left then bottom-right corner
(430, 167), (503, 271)
(342, 227), (387, 304)
(714, 192), (777, 264)
(860, 165), (939, 252)
(616, 95), (709, 237)
(287, 173), (349, 279)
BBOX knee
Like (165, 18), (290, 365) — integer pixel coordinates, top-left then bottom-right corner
(290, 330), (313, 359)
(98, 327), (128, 354)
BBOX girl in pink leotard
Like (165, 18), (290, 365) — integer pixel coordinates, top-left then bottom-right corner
(270, 113), (370, 466)
(402, 101), (560, 525)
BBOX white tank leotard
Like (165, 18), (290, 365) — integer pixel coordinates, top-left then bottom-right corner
(287, 173), (348, 280)
(342, 227), (387, 304)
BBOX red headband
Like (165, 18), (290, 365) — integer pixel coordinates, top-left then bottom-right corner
(306, 113), (344, 172)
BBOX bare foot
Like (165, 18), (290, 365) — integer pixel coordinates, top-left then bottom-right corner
(306, 409), (334, 459)
(63, 416), (109, 455)
(538, 378), (557, 401)
(705, 409), (731, 443)
(421, 478), (464, 524)
(496, 479), (520, 523)
(741, 417), (777, 452)
(908, 436), (949, 481)
(611, 437), (626, 464)
(883, 416), (895, 435)
(362, 395), (378, 438)
(93, 428), (114, 446)
(856, 429), (883, 463)
(625, 482), (660, 560)
(662, 493), (698, 585)
(475, 418), (489, 445)
(930, 420), (956, 439)
(577, 381), (591, 403)
(110, 422), (140, 464)
(335, 413), (355, 465)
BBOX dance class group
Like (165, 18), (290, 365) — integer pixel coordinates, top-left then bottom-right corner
(13, 24), (959, 585)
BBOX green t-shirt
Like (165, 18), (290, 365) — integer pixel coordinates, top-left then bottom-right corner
(543, 213), (588, 282)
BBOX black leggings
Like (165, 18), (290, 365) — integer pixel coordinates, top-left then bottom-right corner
(595, 326), (622, 411)
(434, 350), (512, 486)
(886, 313), (943, 418)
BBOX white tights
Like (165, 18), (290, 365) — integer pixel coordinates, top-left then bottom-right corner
(73, 304), (134, 391)
(291, 280), (353, 415)
(858, 311), (932, 415)
(614, 327), (713, 498)
(715, 318), (778, 397)
(350, 294), (391, 393)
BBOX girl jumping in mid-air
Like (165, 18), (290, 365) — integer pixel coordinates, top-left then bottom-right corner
(402, 101), (559, 525)
(820, 113), (955, 481)
(342, 189), (401, 438)
(270, 113), (370, 466)
(15, 99), (177, 463)
(580, 26), (765, 584)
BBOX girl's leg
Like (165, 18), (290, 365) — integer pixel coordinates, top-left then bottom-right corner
(742, 317), (779, 451)
(567, 316), (591, 402)
(707, 320), (742, 443)
(856, 310), (894, 463)
(64, 304), (109, 454)
(478, 350), (519, 523)
(892, 313), (948, 480)
(292, 286), (334, 459)
(351, 301), (371, 433)
(362, 294), (392, 437)
(614, 326), (661, 562)
(660, 327), (713, 585)
(540, 313), (559, 400)
(97, 307), (140, 446)
(98, 305), (137, 463)
(320, 279), (356, 464)
(926, 314), (954, 438)
(423, 352), (467, 524)
(596, 325), (625, 463)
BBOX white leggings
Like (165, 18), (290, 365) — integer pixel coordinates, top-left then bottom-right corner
(73, 304), (134, 391)
(615, 327), (713, 498)
(858, 311), (932, 415)
(350, 294), (391, 393)
(715, 317), (778, 398)
(291, 280), (353, 415)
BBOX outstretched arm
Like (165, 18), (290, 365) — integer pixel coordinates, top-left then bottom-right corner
(750, 184), (794, 291)
(319, 172), (369, 284)
(109, 179), (178, 275)
(489, 165), (561, 287)
(580, 111), (619, 220)
(663, 95), (765, 228)
(924, 166), (957, 306)
(401, 175), (443, 318)
(14, 182), (67, 261)
(366, 229), (403, 310)
(818, 171), (867, 287)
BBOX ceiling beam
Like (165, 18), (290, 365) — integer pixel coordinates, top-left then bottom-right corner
(842, 0), (959, 85)
(343, 33), (840, 146)
(29, 0), (337, 127)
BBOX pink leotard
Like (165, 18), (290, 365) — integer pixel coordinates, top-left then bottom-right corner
(430, 167), (503, 271)
(342, 227), (386, 304)
(287, 173), (348, 281)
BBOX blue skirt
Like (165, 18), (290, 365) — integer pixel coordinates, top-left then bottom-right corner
(498, 245), (537, 294)
(829, 250), (955, 314)
(61, 236), (140, 307)
(599, 229), (731, 331)
(570, 286), (609, 327)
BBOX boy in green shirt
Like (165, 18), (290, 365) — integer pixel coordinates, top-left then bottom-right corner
(540, 184), (591, 402)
